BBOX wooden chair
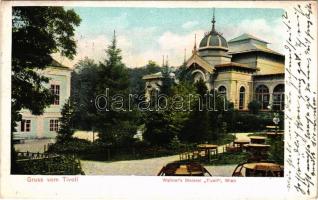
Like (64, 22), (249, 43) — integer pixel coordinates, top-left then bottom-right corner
(225, 143), (239, 153)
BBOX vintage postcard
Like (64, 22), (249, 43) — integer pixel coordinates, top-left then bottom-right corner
(0, 1), (317, 199)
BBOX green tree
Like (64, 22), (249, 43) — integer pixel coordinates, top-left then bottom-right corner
(95, 31), (138, 146)
(128, 60), (161, 98)
(210, 89), (235, 140)
(160, 65), (174, 96)
(145, 60), (162, 73)
(12, 7), (81, 130)
(168, 82), (196, 136)
(56, 99), (75, 142)
(11, 6), (81, 173)
(175, 65), (191, 82)
(143, 77), (196, 146)
(71, 58), (99, 131)
(181, 79), (211, 143)
(96, 31), (129, 95)
(143, 111), (173, 146)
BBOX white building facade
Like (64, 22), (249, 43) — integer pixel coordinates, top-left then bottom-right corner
(14, 60), (71, 139)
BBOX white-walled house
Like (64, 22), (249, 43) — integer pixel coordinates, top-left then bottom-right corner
(13, 60), (72, 139)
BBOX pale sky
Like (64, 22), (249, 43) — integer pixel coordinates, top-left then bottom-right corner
(55, 7), (285, 68)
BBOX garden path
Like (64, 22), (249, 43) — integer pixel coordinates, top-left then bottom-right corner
(81, 156), (236, 176)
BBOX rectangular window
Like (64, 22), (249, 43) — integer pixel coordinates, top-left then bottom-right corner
(273, 93), (284, 111)
(49, 119), (59, 132)
(21, 120), (31, 132)
(50, 84), (60, 105)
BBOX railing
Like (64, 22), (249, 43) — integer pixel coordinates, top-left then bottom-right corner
(16, 151), (60, 161)
(15, 151), (84, 175)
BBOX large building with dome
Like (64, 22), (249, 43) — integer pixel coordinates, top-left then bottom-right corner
(143, 14), (285, 111)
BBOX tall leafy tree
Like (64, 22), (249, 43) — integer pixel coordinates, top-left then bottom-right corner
(166, 82), (196, 141)
(143, 111), (172, 146)
(12, 7), (81, 130)
(143, 81), (196, 146)
(71, 58), (99, 131)
(11, 7), (81, 173)
(128, 60), (161, 105)
(181, 79), (211, 143)
(175, 65), (192, 82)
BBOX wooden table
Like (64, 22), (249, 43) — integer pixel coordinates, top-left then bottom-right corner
(266, 125), (282, 133)
(244, 144), (270, 151)
(249, 136), (266, 144)
(174, 165), (204, 176)
(244, 144), (270, 161)
(233, 139), (250, 151)
(197, 144), (218, 161)
(243, 162), (284, 177)
(243, 162), (282, 171)
(266, 132), (284, 138)
(266, 125), (276, 129)
(157, 162), (211, 176)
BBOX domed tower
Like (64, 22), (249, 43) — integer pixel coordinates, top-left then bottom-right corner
(198, 11), (231, 66)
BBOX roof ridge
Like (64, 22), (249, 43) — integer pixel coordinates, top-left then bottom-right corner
(186, 54), (213, 73)
(51, 59), (70, 69)
(228, 33), (268, 44)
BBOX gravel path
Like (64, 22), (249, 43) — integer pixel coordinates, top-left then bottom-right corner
(81, 155), (180, 176)
(81, 156), (236, 176)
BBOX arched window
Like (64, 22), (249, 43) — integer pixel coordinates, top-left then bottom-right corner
(218, 86), (227, 99)
(273, 84), (284, 111)
(192, 70), (205, 83)
(239, 86), (245, 110)
(255, 85), (270, 110)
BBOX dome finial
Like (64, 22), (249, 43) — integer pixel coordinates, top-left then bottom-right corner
(211, 8), (216, 32)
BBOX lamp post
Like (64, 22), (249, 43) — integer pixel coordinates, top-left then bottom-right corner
(90, 99), (95, 142)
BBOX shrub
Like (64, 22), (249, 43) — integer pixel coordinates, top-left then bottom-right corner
(16, 155), (84, 175)
(224, 112), (277, 132)
(169, 135), (182, 153)
(248, 100), (261, 114)
(48, 138), (93, 155)
(268, 137), (284, 164)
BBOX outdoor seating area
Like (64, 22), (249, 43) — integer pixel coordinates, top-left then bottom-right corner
(178, 128), (284, 163)
(179, 144), (219, 162)
(172, 129), (284, 177)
